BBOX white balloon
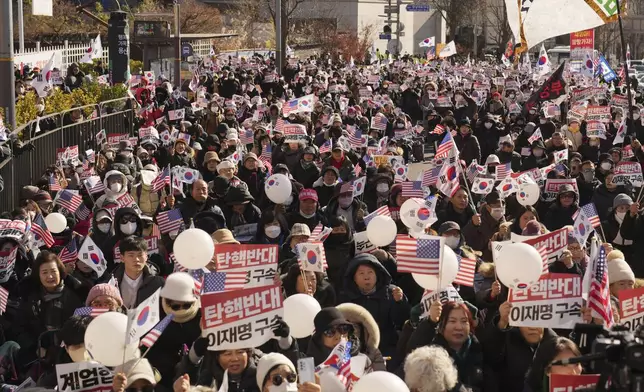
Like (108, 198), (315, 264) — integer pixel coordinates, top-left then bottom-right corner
(174, 229), (215, 270)
(495, 243), (543, 289)
(353, 371), (409, 392)
(264, 174), (293, 204)
(366, 216), (397, 247)
(411, 245), (459, 290)
(84, 312), (139, 367)
(45, 212), (67, 233)
(517, 182), (541, 206)
(283, 294), (321, 338)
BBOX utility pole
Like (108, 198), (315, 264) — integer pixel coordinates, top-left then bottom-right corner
(394, 0), (401, 56)
(275, 0), (282, 72)
(0, 0), (16, 130)
(17, 0), (24, 53)
(173, 1), (181, 88)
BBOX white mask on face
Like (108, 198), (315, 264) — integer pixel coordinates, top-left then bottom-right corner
(615, 211), (626, 223)
(601, 162), (612, 171)
(376, 183), (389, 193)
(540, 119), (547, 124)
(268, 383), (298, 392)
(339, 196), (353, 209)
(533, 149), (544, 157)
(634, 114), (641, 120)
(300, 210), (316, 219)
(491, 207), (505, 221)
(445, 236), (460, 250)
(484, 122), (493, 129)
(97, 223), (111, 234)
(120, 222), (137, 235)
(67, 347), (91, 363)
(265, 225), (281, 239)
(110, 183), (123, 193)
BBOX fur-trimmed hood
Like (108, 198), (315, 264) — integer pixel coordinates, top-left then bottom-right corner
(336, 303), (380, 350)
(478, 262), (495, 279)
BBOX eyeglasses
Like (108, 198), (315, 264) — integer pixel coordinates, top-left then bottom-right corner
(120, 216), (138, 224)
(271, 372), (297, 386)
(168, 302), (193, 311)
(125, 386), (154, 392)
(323, 324), (353, 337)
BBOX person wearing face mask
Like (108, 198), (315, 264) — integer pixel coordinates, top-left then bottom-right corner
(496, 140), (522, 172)
(291, 146), (320, 189)
(578, 136), (602, 163)
(102, 207), (144, 270)
(170, 138), (197, 168)
(256, 210), (289, 246)
(544, 185), (579, 231)
(273, 140), (304, 174)
(463, 191), (506, 261)
(64, 63), (85, 91)
(591, 172), (632, 222)
(602, 194), (635, 257)
(256, 353), (321, 392)
(178, 179), (227, 228)
(487, 92), (505, 116)
(313, 167), (339, 206)
(238, 153), (268, 201)
(131, 165), (166, 217)
(627, 105), (644, 140)
(89, 208), (114, 259)
(521, 140), (549, 171)
(94, 170), (129, 210)
(277, 223), (311, 272)
(222, 186), (262, 231)
(574, 161), (599, 206)
(454, 117), (481, 164)
(595, 155), (614, 185)
(363, 171), (394, 212)
(323, 183), (367, 232)
(118, 140), (143, 177)
(474, 114), (503, 161)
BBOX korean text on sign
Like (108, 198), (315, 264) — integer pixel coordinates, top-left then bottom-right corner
(618, 286), (644, 331)
(511, 227), (569, 265)
(549, 374), (599, 392)
(419, 287), (463, 320)
(56, 361), (113, 392)
(215, 244), (278, 288)
(201, 283), (284, 351)
(509, 273), (583, 329)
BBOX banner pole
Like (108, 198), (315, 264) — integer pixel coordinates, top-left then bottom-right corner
(615, 0), (635, 123)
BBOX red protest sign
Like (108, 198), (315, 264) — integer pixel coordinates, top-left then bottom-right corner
(570, 30), (595, 50)
(201, 283), (283, 351)
(511, 227), (569, 265)
(550, 374), (599, 392)
(509, 273), (583, 329)
(618, 286), (644, 331)
(214, 244), (278, 289)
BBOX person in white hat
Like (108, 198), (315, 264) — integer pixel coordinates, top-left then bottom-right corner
(113, 358), (157, 392)
(256, 353), (320, 392)
(217, 159), (236, 180)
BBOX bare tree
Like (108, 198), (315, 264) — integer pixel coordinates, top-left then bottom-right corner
(484, 0), (512, 53)
(427, 0), (479, 39)
(21, 0), (107, 43)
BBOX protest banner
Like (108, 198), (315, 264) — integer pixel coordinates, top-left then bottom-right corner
(543, 179), (580, 202)
(584, 106), (611, 122)
(107, 133), (128, 147)
(618, 286), (644, 331)
(201, 283), (283, 351)
(612, 162), (643, 187)
(511, 227), (569, 265)
(0, 220), (27, 240)
(571, 87), (602, 103)
(214, 244), (278, 288)
(57, 145), (79, 165)
(549, 374), (599, 392)
(509, 273), (583, 329)
(0, 247), (17, 283)
(282, 124), (308, 143)
(585, 121), (606, 139)
(436, 96), (452, 107)
(56, 361), (113, 392)
(113, 237), (159, 263)
(419, 286), (463, 320)
(354, 231), (377, 255)
(610, 94), (630, 108)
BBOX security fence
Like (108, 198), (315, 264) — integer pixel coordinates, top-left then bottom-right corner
(0, 97), (135, 213)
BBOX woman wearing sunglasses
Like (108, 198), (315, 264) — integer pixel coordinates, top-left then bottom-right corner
(305, 308), (354, 366)
(256, 353), (320, 392)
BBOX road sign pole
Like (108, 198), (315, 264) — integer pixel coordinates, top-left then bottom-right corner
(173, 1), (181, 88)
(0, 0), (16, 130)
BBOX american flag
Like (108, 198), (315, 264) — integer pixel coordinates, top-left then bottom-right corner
(466, 160), (485, 183)
(274, 118), (286, 132)
(453, 256), (477, 287)
(580, 203), (601, 228)
(588, 245), (614, 327)
(49, 175), (61, 191)
(141, 314), (174, 348)
(371, 114), (388, 130)
(364, 205), (390, 226)
(260, 144), (272, 163)
(73, 307), (109, 317)
(240, 129), (254, 145)
(495, 162), (512, 181)
(348, 129), (366, 148)
(76, 203), (91, 221)
(422, 165), (441, 187)
(117, 193), (138, 209)
(55, 190), (82, 213)
(431, 124), (445, 135)
(59, 239), (78, 264)
(83, 175), (105, 194)
(319, 139), (332, 154)
(401, 181), (424, 198)
(156, 209), (184, 234)
(32, 213), (55, 248)
(0, 286), (8, 315)
(435, 132), (455, 159)
(203, 271), (247, 293)
(310, 224), (333, 242)
(336, 357), (352, 388)
(151, 167), (171, 192)
(527, 128), (543, 144)
(190, 269), (206, 296)
(282, 98), (300, 117)
(395, 235), (441, 274)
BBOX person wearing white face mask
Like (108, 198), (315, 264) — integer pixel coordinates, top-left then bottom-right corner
(94, 170), (129, 209)
(90, 208), (114, 255)
(257, 353), (321, 392)
(603, 193), (635, 251)
(323, 182), (367, 232)
(437, 222), (480, 303)
(463, 191), (506, 262)
(101, 207), (143, 268)
(256, 210), (289, 246)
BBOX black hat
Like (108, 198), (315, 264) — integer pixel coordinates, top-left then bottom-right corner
(314, 308), (350, 334)
(438, 221), (461, 235)
(459, 117), (471, 127)
(274, 163), (290, 174)
(485, 190), (501, 205)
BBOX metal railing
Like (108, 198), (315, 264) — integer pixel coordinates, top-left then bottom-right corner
(0, 97), (135, 213)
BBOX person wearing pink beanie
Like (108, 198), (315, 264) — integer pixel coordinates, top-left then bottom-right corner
(85, 283), (124, 311)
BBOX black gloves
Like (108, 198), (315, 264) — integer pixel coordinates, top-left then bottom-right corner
(192, 337), (209, 357)
(272, 318), (290, 338)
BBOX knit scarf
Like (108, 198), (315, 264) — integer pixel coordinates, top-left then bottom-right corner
(162, 300), (199, 323)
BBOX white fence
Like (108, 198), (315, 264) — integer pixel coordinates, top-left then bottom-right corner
(14, 38), (214, 75)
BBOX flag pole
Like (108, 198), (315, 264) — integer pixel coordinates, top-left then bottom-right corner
(615, 0), (635, 122)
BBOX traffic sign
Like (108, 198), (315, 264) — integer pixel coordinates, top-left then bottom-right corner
(406, 4), (431, 12)
(379, 33), (392, 40)
(181, 42), (193, 57)
(383, 5), (398, 13)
